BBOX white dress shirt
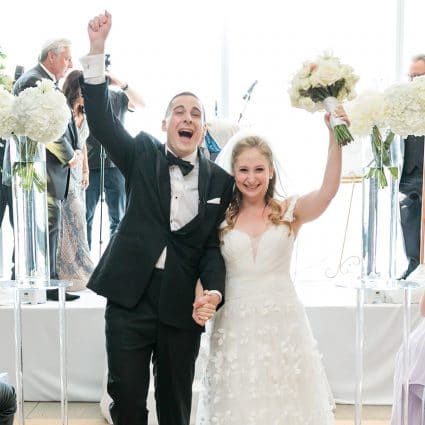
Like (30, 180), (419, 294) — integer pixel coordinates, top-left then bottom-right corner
(39, 63), (56, 83)
(155, 147), (199, 268)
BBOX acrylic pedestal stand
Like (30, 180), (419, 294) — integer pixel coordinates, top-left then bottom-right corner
(0, 279), (70, 425)
(338, 279), (424, 425)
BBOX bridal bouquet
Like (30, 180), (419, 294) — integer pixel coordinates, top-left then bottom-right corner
(289, 52), (359, 146)
(0, 79), (70, 192)
(346, 90), (397, 189)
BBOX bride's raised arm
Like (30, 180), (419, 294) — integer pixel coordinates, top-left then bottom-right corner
(291, 108), (348, 227)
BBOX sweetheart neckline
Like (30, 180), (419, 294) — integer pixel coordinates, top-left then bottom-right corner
(231, 226), (274, 240)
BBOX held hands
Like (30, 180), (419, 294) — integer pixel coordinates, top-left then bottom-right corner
(192, 290), (220, 326)
(87, 11), (112, 54)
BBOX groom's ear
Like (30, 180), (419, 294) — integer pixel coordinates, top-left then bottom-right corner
(161, 119), (167, 132)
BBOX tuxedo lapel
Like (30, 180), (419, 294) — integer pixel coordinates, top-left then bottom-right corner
(35, 64), (53, 81)
(198, 150), (211, 220)
(156, 144), (171, 224)
(155, 146), (211, 233)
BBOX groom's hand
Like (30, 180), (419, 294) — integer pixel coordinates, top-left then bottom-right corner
(88, 11), (112, 55)
(192, 291), (219, 326)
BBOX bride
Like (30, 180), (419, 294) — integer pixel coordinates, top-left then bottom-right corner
(194, 109), (349, 425)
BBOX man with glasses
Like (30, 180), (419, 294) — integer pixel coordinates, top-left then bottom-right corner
(399, 54), (425, 279)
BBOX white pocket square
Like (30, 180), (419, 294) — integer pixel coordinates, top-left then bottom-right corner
(207, 197), (221, 205)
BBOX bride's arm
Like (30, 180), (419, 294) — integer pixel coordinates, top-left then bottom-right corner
(292, 108), (347, 227)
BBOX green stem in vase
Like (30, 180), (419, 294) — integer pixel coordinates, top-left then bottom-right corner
(366, 127), (398, 189)
(12, 136), (46, 193)
(334, 124), (354, 146)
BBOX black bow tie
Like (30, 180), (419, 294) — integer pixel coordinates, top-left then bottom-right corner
(166, 151), (194, 176)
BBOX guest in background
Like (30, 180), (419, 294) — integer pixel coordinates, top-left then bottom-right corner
(399, 54), (425, 280)
(0, 66), (23, 231)
(391, 292), (425, 424)
(85, 70), (145, 249)
(0, 139), (13, 231)
(57, 70), (94, 291)
(0, 66), (24, 277)
(201, 119), (240, 161)
(0, 381), (16, 425)
(10, 38), (81, 300)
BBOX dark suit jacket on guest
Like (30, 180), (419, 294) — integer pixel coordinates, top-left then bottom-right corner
(12, 64), (80, 200)
(81, 81), (234, 331)
(401, 135), (424, 178)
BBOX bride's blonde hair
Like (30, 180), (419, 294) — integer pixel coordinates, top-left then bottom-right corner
(220, 135), (291, 240)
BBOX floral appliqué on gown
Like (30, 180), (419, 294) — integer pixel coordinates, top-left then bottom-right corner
(196, 196), (335, 425)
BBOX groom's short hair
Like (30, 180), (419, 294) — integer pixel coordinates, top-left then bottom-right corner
(164, 91), (206, 120)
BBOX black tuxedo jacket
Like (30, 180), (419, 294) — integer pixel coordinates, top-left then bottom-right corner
(81, 81), (234, 330)
(401, 135), (424, 178)
(12, 64), (80, 200)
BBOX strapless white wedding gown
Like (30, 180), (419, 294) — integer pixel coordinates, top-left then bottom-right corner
(196, 198), (335, 425)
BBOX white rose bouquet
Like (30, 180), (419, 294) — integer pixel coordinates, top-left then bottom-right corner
(289, 53), (359, 146)
(346, 90), (397, 189)
(2, 79), (71, 192)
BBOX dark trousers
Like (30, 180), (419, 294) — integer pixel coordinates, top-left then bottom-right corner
(47, 196), (62, 279)
(85, 167), (126, 248)
(0, 183), (14, 278)
(0, 382), (16, 425)
(105, 270), (201, 425)
(399, 170), (423, 274)
(0, 184), (13, 229)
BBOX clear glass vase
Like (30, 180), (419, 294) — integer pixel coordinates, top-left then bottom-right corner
(361, 129), (400, 287)
(10, 135), (50, 287)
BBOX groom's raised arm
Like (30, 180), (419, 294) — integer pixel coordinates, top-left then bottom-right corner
(80, 11), (134, 176)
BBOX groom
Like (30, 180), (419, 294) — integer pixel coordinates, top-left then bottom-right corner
(81, 12), (234, 425)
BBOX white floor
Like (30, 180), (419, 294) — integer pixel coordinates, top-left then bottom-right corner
(15, 402), (392, 424)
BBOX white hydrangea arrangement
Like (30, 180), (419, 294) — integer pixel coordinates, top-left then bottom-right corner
(346, 79), (425, 189)
(345, 90), (396, 189)
(384, 76), (425, 137)
(289, 52), (359, 146)
(13, 79), (70, 144)
(0, 86), (17, 139)
(0, 78), (70, 191)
